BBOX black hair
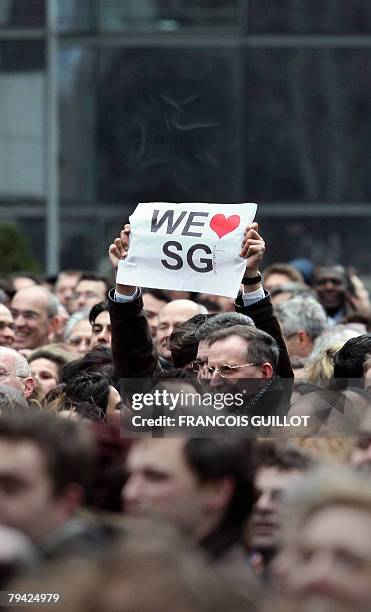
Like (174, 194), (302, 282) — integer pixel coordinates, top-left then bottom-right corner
(333, 334), (371, 381)
(184, 438), (255, 558)
(61, 347), (116, 386)
(251, 441), (315, 473)
(0, 410), (94, 496)
(89, 301), (109, 326)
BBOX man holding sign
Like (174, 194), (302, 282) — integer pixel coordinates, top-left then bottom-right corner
(107, 203), (277, 381)
(116, 202), (257, 298)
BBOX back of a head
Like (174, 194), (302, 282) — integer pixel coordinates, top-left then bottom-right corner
(333, 335), (371, 380)
(195, 312), (255, 342)
(9, 520), (261, 612)
(169, 314), (209, 368)
(275, 295), (328, 341)
(184, 438), (255, 556)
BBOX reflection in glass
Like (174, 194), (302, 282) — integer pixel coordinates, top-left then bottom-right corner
(0, 42), (45, 198)
(243, 49), (371, 201)
(248, 0), (371, 34)
(0, 0), (45, 29)
(58, 0), (239, 32)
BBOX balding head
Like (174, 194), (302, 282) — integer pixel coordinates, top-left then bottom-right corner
(10, 286), (59, 350)
(0, 347), (34, 398)
(155, 300), (207, 362)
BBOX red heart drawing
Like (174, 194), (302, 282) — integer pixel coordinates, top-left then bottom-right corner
(209, 214), (240, 239)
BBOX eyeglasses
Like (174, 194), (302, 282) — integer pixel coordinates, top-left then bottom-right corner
(0, 368), (27, 379)
(206, 363), (260, 378)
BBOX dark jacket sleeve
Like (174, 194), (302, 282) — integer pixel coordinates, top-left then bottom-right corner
(234, 291), (294, 379)
(108, 289), (161, 380)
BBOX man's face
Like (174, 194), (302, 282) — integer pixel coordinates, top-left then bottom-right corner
(90, 311), (111, 350)
(250, 467), (303, 554)
(313, 267), (347, 311)
(155, 301), (199, 361)
(0, 305), (15, 347)
(207, 335), (269, 390)
(10, 290), (52, 350)
(73, 280), (107, 312)
(0, 440), (65, 543)
(123, 439), (210, 538)
(55, 273), (79, 311)
(277, 505), (371, 608)
(0, 351), (34, 398)
(142, 294), (167, 338)
(66, 319), (92, 355)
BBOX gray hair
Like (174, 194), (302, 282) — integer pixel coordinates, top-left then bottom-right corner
(195, 312), (255, 341)
(0, 347), (31, 378)
(207, 325), (280, 370)
(64, 310), (90, 340)
(275, 296), (328, 341)
(46, 292), (60, 318)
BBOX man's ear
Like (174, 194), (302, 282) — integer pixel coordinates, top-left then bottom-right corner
(47, 315), (61, 340)
(23, 377), (35, 399)
(261, 362), (274, 379)
(204, 477), (235, 513)
(297, 329), (311, 349)
(56, 483), (85, 519)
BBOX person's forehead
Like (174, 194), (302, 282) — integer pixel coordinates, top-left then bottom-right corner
(0, 352), (17, 370)
(71, 319), (91, 335)
(314, 267), (346, 282)
(302, 505), (371, 547)
(256, 466), (302, 490)
(207, 335), (248, 361)
(0, 439), (47, 477)
(30, 357), (57, 372)
(76, 279), (105, 293)
(94, 310), (110, 325)
(57, 274), (78, 288)
(129, 439), (187, 472)
(11, 289), (48, 312)
(159, 302), (197, 322)
(0, 305), (13, 322)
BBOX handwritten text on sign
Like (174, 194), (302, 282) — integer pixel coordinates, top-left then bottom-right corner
(117, 202), (257, 297)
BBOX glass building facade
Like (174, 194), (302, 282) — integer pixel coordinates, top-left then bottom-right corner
(0, 0), (370, 274)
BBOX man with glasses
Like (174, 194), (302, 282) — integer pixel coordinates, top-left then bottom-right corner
(205, 325), (290, 419)
(0, 347), (34, 399)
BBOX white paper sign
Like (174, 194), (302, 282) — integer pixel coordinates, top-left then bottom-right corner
(117, 202), (257, 298)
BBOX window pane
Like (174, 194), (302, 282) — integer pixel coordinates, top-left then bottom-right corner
(0, 0), (45, 29)
(59, 46), (242, 205)
(58, 0), (239, 32)
(98, 0), (239, 32)
(260, 217), (371, 276)
(0, 42), (45, 199)
(243, 49), (370, 202)
(248, 0), (371, 34)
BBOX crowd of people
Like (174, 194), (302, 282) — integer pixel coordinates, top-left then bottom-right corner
(0, 220), (369, 611)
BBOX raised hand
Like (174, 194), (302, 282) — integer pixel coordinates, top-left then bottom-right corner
(240, 222), (265, 277)
(108, 224), (131, 270)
